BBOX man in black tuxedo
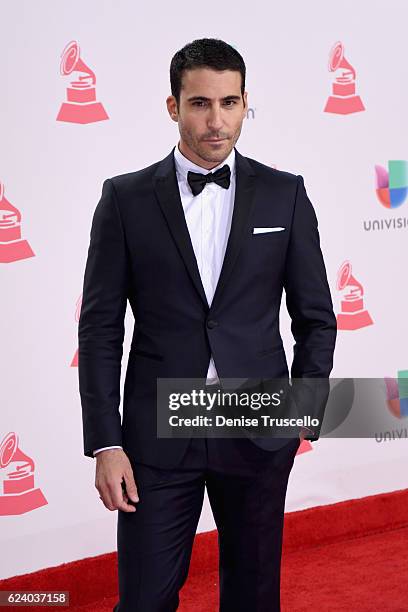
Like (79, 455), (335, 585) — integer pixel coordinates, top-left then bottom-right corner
(79, 38), (336, 611)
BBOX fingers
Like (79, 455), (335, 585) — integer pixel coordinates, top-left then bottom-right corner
(123, 470), (139, 504)
(114, 485), (137, 513)
(99, 481), (137, 512)
(95, 453), (139, 513)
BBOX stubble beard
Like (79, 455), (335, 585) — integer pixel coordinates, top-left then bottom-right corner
(180, 123), (243, 164)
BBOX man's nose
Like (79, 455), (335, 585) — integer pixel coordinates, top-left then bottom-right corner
(207, 106), (224, 131)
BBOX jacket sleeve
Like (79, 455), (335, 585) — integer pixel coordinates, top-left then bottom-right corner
(283, 175), (337, 379)
(78, 179), (130, 458)
(283, 176), (337, 439)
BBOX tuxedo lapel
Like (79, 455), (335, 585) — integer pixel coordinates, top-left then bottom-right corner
(210, 148), (256, 311)
(153, 146), (257, 312)
(153, 147), (209, 308)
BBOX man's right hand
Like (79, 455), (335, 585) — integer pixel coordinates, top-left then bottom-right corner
(95, 449), (139, 512)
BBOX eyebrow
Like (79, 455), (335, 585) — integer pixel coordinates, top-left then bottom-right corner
(187, 95), (241, 102)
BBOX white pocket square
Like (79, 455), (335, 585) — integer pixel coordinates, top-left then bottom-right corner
(253, 226), (285, 234)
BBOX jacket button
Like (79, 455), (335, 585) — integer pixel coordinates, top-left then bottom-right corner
(207, 319), (218, 329)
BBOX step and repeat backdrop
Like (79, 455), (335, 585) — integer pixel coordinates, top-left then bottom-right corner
(1, 0), (407, 579)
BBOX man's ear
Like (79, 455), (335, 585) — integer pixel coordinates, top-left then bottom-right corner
(166, 95), (179, 122)
(243, 91), (248, 113)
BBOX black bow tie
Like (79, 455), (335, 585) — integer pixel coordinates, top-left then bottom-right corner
(187, 164), (231, 196)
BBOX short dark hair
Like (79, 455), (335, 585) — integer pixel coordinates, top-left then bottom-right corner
(170, 38), (246, 107)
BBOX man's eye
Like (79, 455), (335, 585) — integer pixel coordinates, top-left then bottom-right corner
(192, 100), (237, 107)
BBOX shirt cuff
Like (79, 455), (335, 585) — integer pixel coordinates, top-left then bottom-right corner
(93, 445), (123, 456)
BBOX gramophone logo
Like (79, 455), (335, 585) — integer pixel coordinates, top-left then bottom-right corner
(297, 439), (313, 455)
(324, 41), (365, 115)
(375, 161), (408, 209)
(70, 293), (82, 367)
(0, 181), (35, 264)
(0, 432), (47, 516)
(336, 261), (373, 330)
(56, 40), (109, 124)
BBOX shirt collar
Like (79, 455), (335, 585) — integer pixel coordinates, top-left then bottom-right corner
(174, 142), (236, 182)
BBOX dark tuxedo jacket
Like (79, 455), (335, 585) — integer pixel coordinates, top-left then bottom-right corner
(78, 146), (337, 467)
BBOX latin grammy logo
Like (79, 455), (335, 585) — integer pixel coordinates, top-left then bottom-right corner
(324, 41), (365, 115)
(70, 294), (82, 367)
(336, 261), (373, 330)
(0, 432), (47, 516)
(56, 40), (109, 124)
(0, 181), (35, 264)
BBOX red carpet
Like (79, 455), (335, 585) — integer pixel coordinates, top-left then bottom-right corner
(1, 488), (407, 611)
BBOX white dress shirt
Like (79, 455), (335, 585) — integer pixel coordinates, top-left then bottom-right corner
(93, 143), (236, 456)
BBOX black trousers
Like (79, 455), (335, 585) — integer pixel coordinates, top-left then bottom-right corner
(114, 412), (300, 611)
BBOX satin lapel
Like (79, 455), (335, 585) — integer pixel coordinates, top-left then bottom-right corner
(153, 147), (209, 308)
(210, 147), (257, 312)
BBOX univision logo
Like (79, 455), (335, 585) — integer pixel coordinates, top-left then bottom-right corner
(375, 370), (408, 443)
(384, 370), (408, 419)
(375, 161), (408, 209)
(363, 160), (408, 232)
